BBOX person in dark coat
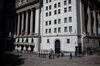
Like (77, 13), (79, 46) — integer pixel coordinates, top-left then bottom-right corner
(49, 48), (53, 59)
(69, 52), (72, 59)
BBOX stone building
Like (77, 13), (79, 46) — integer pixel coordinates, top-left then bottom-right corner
(14, 0), (100, 55)
(14, 0), (42, 53)
(41, 0), (100, 55)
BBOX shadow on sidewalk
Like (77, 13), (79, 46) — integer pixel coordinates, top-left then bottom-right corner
(0, 52), (25, 66)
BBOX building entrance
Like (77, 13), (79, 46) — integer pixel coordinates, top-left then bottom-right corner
(55, 40), (60, 53)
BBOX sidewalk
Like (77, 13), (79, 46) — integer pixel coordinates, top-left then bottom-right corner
(16, 53), (100, 66)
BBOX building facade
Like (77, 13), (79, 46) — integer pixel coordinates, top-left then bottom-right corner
(14, 0), (42, 53)
(41, 0), (100, 55)
(14, 0), (100, 55)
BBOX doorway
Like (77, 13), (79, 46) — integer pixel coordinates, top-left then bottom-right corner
(55, 39), (60, 53)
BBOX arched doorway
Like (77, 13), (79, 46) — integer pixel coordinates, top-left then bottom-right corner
(55, 39), (60, 53)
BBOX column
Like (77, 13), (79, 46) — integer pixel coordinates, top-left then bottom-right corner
(30, 9), (34, 35)
(87, 6), (91, 35)
(80, 1), (85, 52)
(17, 13), (20, 36)
(93, 10), (97, 35)
(98, 13), (100, 34)
(18, 45), (21, 52)
(15, 45), (18, 51)
(98, 13), (100, 25)
(25, 10), (29, 35)
(21, 12), (24, 35)
(23, 45), (26, 53)
(28, 46), (31, 52)
(15, 14), (18, 35)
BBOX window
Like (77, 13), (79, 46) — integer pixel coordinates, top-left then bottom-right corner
(45, 29), (48, 33)
(47, 39), (50, 43)
(68, 6), (72, 12)
(49, 0), (51, 2)
(54, 3), (57, 8)
(49, 20), (51, 25)
(58, 19), (61, 24)
(64, 0), (67, 5)
(58, 27), (61, 33)
(69, 17), (72, 22)
(64, 18), (67, 23)
(64, 8), (67, 13)
(49, 5), (51, 10)
(49, 11), (51, 16)
(68, 0), (71, 4)
(54, 10), (57, 15)
(46, 0), (48, 3)
(69, 26), (72, 32)
(46, 6), (48, 10)
(58, 2), (61, 7)
(64, 27), (67, 32)
(67, 39), (70, 43)
(46, 21), (48, 25)
(58, 9), (61, 14)
(54, 19), (57, 24)
(54, 28), (57, 33)
(49, 28), (51, 33)
(46, 12), (48, 17)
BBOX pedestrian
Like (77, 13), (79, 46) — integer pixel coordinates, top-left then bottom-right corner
(56, 53), (60, 58)
(49, 48), (53, 59)
(61, 51), (64, 57)
(69, 52), (72, 59)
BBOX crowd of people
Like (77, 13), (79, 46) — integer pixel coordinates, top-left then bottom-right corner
(37, 48), (73, 59)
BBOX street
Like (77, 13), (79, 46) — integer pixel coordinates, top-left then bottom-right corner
(11, 53), (100, 66)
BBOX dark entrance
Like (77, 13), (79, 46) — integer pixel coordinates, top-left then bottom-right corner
(55, 40), (60, 53)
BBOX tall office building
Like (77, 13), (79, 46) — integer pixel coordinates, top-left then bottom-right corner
(14, 0), (100, 55)
(41, 0), (100, 55)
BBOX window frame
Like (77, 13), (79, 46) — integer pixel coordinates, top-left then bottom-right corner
(58, 9), (61, 14)
(58, 2), (61, 7)
(54, 28), (57, 33)
(67, 39), (70, 44)
(64, 7), (67, 13)
(64, 18), (67, 23)
(69, 17), (72, 22)
(45, 29), (48, 33)
(58, 27), (61, 33)
(68, 0), (71, 4)
(68, 6), (72, 12)
(69, 26), (72, 32)
(64, 27), (67, 32)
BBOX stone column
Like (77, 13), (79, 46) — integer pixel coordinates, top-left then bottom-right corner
(98, 13), (100, 34)
(25, 10), (29, 35)
(87, 6), (91, 35)
(23, 45), (26, 53)
(98, 13), (100, 25)
(18, 45), (21, 52)
(80, 1), (85, 52)
(93, 10), (97, 35)
(15, 45), (18, 51)
(28, 46), (31, 52)
(17, 13), (20, 36)
(21, 12), (24, 35)
(30, 9), (34, 35)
